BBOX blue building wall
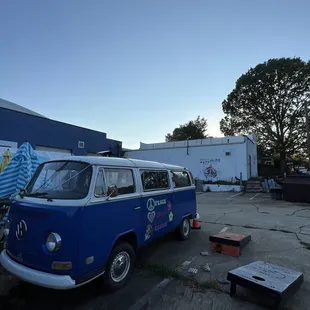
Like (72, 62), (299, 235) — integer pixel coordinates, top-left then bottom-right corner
(0, 108), (122, 156)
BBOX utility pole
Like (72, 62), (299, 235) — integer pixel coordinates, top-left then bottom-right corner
(305, 100), (310, 171)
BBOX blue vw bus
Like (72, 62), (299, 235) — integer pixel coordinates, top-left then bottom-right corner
(0, 157), (197, 291)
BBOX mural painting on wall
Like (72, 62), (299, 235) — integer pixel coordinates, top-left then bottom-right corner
(200, 158), (221, 180)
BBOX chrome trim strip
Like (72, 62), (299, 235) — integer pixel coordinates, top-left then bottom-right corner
(88, 187), (194, 205)
(173, 186), (196, 192)
(87, 194), (141, 205)
(141, 189), (173, 198)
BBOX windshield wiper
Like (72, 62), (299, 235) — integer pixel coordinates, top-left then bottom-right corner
(24, 192), (49, 197)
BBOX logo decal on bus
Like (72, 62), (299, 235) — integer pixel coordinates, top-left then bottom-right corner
(169, 211), (174, 222)
(16, 220), (27, 240)
(145, 198), (170, 241)
(146, 198), (166, 211)
(147, 211), (156, 223)
(145, 224), (153, 240)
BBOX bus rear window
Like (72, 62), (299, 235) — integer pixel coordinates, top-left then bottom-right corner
(172, 171), (192, 188)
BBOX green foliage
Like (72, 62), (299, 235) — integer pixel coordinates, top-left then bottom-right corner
(220, 57), (310, 170)
(144, 262), (222, 290)
(258, 164), (282, 177)
(166, 116), (208, 142)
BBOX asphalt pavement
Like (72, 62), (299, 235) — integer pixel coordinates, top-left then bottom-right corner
(0, 266), (163, 310)
(1, 192), (310, 310)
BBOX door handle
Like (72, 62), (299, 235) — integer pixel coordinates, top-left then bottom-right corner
(134, 206), (141, 211)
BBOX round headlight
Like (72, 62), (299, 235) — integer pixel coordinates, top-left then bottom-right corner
(46, 232), (62, 252)
(3, 220), (10, 236)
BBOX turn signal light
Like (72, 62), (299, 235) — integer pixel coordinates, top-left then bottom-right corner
(51, 261), (72, 270)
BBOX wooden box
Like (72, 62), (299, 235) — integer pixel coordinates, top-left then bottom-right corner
(209, 232), (251, 257)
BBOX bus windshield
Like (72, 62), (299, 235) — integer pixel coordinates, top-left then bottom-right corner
(24, 161), (93, 200)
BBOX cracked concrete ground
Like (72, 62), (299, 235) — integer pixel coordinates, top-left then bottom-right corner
(142, 192), (310, 309)
(0, 193), (309, 309)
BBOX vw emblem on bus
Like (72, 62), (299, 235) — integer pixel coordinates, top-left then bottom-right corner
(16, 220), (27, 240)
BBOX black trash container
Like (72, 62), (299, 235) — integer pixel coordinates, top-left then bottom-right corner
(282, 176), (310, 203)
(270, 188), (283, 200)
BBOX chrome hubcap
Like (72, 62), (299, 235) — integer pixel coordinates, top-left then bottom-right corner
(183, 219), (189, 236)
(110, 251), (131, 282)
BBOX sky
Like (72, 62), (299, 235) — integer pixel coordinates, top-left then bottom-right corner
(1, 0), (309, 149)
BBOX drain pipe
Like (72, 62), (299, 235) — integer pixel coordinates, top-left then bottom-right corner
(242, 135), (255, 180)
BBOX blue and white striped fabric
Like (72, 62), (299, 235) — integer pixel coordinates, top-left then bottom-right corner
(0, 142), (41, 230)
(0, 142), (40, 199)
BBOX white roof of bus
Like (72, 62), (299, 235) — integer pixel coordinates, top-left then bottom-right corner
(47, 156), (187, 171)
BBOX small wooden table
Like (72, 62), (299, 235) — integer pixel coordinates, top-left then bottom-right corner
(227, 261), (303, 308)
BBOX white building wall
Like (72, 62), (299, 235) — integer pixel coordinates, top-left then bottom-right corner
(124, 135), (258, 182)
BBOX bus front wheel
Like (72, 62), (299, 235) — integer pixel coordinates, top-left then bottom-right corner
(104, 242), (135, 292)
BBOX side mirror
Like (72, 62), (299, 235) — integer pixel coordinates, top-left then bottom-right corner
(107, 185), (118, 198)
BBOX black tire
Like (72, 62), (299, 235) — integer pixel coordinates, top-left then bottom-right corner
(177, 217), (191, 241)
(104, 242), (135, 292)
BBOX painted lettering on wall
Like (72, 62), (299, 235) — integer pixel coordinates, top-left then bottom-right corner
(200, 158), (220, 165)
(200, 158), (221, 180)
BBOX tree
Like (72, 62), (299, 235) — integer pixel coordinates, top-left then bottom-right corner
(166, 116), (208, 142)
(220, 57), (310, 172)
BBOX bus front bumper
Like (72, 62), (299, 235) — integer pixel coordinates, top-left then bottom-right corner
(0, 250), (76, 290)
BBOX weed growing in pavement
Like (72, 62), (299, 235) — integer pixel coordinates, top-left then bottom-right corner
(144, 263), (180, 279)
(299, 241), (310, 250)
(142, 262), (223, 292)
(142, 262), (297, 309)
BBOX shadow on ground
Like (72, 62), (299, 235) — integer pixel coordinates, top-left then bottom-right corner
(0, 252), (164, 310)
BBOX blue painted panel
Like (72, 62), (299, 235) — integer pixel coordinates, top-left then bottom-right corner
(77, 197), (142, 281)
(140, 190), (196, 243)
(6, 201), (82, 279)
(0, 108), (121, 156)
(5, 189), (196, 284)
(173, 189), (197, 219)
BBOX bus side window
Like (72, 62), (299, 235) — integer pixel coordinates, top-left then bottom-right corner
(105, 168), (135, 195)
(94, 168), (106, 197)
(141, 170), (170, 191)
(172, 171), (191, 188)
